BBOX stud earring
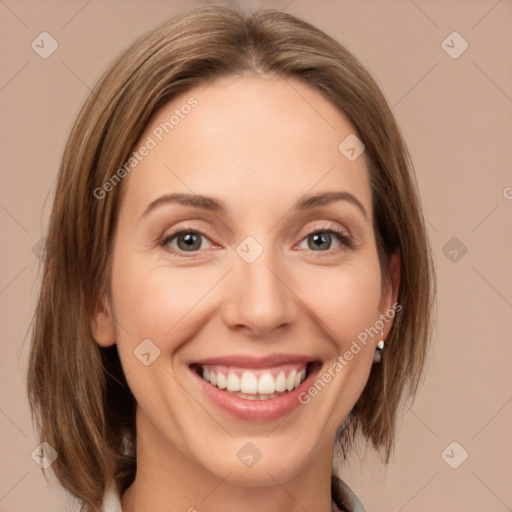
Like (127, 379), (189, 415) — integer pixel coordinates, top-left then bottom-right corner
(373, 328), (385, 363)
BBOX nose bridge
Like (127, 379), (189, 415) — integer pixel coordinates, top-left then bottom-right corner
(222, 239), (296, 335)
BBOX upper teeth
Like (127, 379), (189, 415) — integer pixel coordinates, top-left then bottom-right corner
(201, 366), (307, 395)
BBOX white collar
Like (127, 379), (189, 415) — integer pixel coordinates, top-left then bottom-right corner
(101, 481), (122, 512)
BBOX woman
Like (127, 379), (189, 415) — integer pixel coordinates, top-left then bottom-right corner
(26, 5), (435, 512)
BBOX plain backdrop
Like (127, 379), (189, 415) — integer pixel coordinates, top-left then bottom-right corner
(1, 1), (511, 511)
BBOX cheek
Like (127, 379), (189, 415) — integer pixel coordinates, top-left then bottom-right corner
(296, 261), (383, 348)
(291, 261), (382, 429)
(110, 252), (217, 349)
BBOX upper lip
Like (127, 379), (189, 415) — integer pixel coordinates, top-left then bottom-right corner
(190, 353), (320, 369)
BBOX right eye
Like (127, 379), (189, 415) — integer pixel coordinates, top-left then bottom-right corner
(160, 229), (216, 255)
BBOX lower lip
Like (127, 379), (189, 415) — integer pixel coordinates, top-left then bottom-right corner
(189, 364), (321, 422)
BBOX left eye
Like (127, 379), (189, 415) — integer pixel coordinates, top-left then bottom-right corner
(297, 228), (349, 252)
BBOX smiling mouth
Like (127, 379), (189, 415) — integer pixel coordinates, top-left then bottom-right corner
(189, 361), (321, 400)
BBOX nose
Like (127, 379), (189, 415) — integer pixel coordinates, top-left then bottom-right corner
(221, 248), (298, 337)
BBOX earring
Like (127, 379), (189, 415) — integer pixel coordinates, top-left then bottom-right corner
(373, 328), (385, 363)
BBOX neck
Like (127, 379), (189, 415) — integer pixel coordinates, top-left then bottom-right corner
(121, 410), (337, 512)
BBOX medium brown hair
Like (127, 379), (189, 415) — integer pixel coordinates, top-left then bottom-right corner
(26, 4), (436, 510)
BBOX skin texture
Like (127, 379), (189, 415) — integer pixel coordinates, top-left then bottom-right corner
(92, 74), (400, 512)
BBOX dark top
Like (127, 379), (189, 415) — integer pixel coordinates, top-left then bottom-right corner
(331, 474), (367, 511)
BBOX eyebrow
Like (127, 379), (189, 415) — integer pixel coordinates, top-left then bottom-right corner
(141, 190), (368, 220)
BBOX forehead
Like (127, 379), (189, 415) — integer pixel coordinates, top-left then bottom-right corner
(119, 74), (371, 219)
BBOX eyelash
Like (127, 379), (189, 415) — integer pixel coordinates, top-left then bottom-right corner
(159, 223), (354, 258)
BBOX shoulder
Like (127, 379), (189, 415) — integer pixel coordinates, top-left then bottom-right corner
(331, 474), (367, 512)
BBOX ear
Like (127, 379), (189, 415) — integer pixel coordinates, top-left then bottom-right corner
(378, 248), (401, 339)
(90, 296), (116, 347)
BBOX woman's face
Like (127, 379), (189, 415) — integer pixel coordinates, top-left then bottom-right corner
(93, 74), (399, 486)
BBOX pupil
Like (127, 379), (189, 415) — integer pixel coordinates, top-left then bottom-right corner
(310, 232), (330, 250)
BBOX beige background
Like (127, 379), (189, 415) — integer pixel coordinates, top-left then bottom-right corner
(1, 0), (511, 511)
